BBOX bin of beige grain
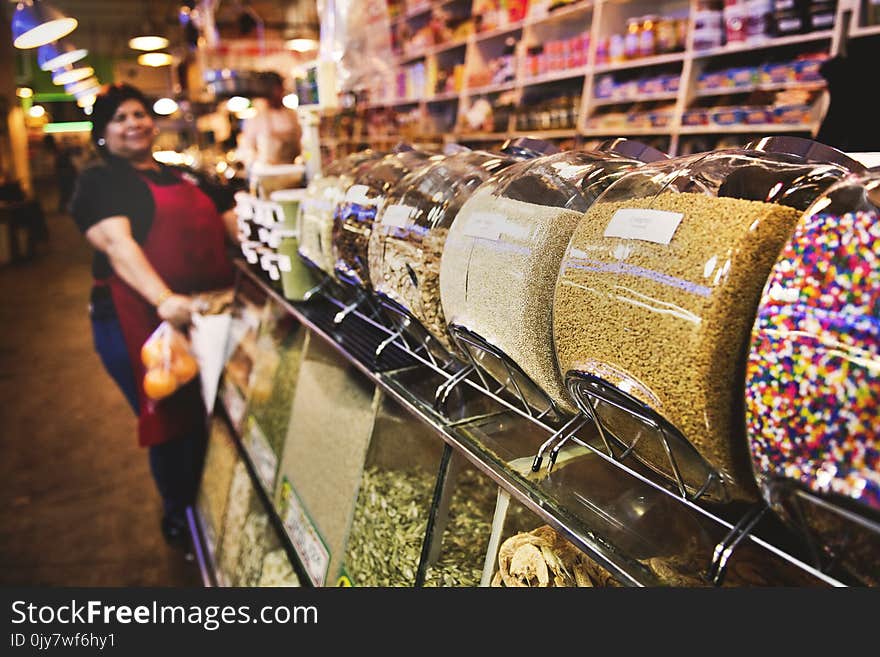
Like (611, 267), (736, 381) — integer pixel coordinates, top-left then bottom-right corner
(552, 142), (860, 502)
(196, 418), (240, 561)
(273, 335), (379, 586)
(216, 461), (257, 587)
(340, 394), (446, 586)
(440, 142), (666, 418)
(298, 150), (386, 276)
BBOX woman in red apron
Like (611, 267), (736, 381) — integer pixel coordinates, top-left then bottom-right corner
(70, 84), (237, 546)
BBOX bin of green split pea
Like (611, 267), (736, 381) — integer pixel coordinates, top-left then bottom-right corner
(268, 188), (322, 301)
(552, 136), (863, 503)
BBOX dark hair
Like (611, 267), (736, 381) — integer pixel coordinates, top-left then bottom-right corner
(91, 83), (153, 154)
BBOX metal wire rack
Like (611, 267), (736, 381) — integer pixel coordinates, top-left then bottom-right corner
(236, 261), (859, 587)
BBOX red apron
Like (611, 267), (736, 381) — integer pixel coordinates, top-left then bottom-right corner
(106, 170), (234, 447)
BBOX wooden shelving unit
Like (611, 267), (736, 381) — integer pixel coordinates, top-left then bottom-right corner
(322, 0), (866, 157)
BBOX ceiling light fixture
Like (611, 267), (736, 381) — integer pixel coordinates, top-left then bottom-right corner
(137, 52), (173, 67)
(129, 36), (169, 51)
(52, 66), (94, 86)
(37, 40), (87, 70)
(225, 96), (250, 113)
(282, 93), (299, 109)
(12, 0), (78, 49)
(153, 98), (179, 115)
(28, 105), (46, 118)
(285, 38), (318, 52)
(65, 78), (100, 96)
(16, 87), (34, 98)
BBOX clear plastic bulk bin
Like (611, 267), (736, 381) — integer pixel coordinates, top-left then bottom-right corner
(297, 150), (385, 277)
(552, 137), (861, 502)
(332, 148), (437, 290)
(367, 149), (520, 360)
(746, 171), (880, 584)
(439, 140), (666, 419)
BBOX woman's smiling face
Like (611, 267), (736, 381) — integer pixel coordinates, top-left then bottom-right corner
(102, 98), (155, 160)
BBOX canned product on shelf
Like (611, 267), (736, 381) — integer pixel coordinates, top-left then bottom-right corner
(552, 137), (861, 502)
(440, 140), (666, 418)
(332, 148), (436, 289)
(746, 171), (880, 585)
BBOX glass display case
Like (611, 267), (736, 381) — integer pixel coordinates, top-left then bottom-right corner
(440, 140), (666, 419)
(552, 137), (862, 503)
(746, 170), (880, 585)
(196, 418), (240, 561)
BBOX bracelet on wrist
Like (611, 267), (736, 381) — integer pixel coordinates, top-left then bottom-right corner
(155, 288), (174, 307)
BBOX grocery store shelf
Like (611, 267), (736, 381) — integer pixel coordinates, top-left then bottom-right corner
(691, 30), (835, 59)
(472, 19), (526, 44)
(694, 81), (826, 98)
(582, 126), (673, 137)
(511, 129), (578, 139)
(593, 51), (685, 74)
(432, 37), (470, 56)
(398, 49), (429, 63)
(455, 131), (510, 141)
(426, 90), (462, 102)
(464, 80), (517, 95)
(590, 91), (679, 107)
(520, 66), (589, 87)
(525, 1), (593, 27)
(679, 122), (816, 135)
(235, 261), (850, 588)
(851, 23), (880, 38)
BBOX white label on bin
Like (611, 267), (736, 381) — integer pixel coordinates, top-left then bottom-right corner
(463, 211), (508, 240)
(268, 265), (280, 281)
(345, 184), (372, 205)
(280, 477), (330, 587)
(245, 418), (278, 493)
(277, 254), (292, 272)
(604, 208), (684, 245)
(380, 204), (416, 228)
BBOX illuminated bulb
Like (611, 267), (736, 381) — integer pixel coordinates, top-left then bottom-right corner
(128, 36), (169, 51)
(153, 97), (179, 115)
(282, 93), (299, 109)
(236, 107), (257, 119)
(52, 66), (94, 85)
(285, 38), (318, 52)
(28, 105), (46, 118)
(76, 94), (96, 108)
(83, 104), (93, 115)
(16, 87), (34, 98)
(226, 96), (250, 113)
(12, 2), (78, 49)
(138, 52), (173, 67)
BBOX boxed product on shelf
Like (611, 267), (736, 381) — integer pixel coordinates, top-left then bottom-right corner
(339, 394), (446, 586)
(273, 336), (379, 587)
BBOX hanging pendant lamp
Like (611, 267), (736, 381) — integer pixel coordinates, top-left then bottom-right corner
(12, 1), (78, 49)
(38, 40), (88, 71)
(52, 66), (95, 86)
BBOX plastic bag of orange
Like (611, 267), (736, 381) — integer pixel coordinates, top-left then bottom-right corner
(141, 321), (200, 401)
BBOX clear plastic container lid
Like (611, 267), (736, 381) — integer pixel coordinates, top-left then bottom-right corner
(367, 150), (519, 358)
(439, 141), (667, 419)
(332, 149), (436, 289)
(297, 150), (385, 276)
(746, 171), (880, 516)
(553, 138), (861, 502)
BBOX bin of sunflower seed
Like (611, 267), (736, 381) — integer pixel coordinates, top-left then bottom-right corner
(258, 548), (301, 587)
(492, 525), (620, 587)
(216, 461), (256, 587)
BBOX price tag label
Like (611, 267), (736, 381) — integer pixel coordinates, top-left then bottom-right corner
(380, 204), (416, 228)
(244, 418), (278, 493)
(604, 208), (684, 245)
(462, 211), (507, 240)
(279, 477), (330, 587)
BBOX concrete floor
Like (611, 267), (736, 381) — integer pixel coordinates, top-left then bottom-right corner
(0, 202), (200, 586)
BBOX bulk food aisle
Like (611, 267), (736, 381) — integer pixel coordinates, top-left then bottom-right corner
(185, 0), (879, 588)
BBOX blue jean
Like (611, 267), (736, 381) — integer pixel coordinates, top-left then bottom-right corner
(91, 310), (206, 524)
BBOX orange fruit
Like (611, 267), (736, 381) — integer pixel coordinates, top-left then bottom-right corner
(144, 368), (178, 400)
(141, 338), (167, 368)
(171, 353), (199, 384)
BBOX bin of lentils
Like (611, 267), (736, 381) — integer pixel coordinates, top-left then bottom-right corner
(367, 149), (518, 357)
(552, 138), (861, 502)
(440, 140), (666, 417)
(297, 150), (385, 276)
(331, 148), (436, 289)
(746, 172), (880, 585)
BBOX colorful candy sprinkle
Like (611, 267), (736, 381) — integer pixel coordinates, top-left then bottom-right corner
(746, 209), (880, 510)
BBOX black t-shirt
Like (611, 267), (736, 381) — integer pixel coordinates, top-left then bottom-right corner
(69, 157), (235, 280)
